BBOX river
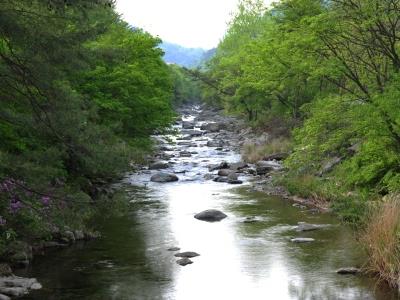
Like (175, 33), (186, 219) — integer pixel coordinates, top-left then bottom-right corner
(20, 106), (398, 300)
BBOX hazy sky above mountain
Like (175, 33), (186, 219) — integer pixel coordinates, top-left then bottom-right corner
(115, 0), (273, 49)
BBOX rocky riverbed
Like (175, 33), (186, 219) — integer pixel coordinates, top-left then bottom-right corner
(17, 104), (399, 300)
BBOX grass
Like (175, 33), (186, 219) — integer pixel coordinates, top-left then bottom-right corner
(241, 137), (291, 163)
(360, 195), (400, 289)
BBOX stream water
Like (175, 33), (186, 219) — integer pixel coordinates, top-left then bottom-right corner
(20, 107), (398, 300)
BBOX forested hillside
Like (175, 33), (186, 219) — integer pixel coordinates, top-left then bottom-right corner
(0, 0), (190, 255)
(202, 0), (400, 288)
(160, 42), (207, 67)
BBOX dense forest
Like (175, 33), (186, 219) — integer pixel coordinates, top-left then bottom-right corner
(0, 0), (199, 259)
(201, 0), (400, 288)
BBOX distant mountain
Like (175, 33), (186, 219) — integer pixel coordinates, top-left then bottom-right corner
(160, 42), (212, 68)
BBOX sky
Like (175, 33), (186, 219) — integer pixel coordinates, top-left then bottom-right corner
(115, 0), (261, 49)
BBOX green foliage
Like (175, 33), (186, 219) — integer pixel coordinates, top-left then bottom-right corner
(169, 64), (202, 105)
(0, 0), (174, 245)
(205, 0), (400, 231)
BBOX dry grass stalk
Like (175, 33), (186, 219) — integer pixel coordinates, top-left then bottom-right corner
(360, 195), (400, 289)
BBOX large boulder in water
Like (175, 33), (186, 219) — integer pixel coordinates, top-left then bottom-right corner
(194, 209), (227, 222)
(150, 172), (179, 183)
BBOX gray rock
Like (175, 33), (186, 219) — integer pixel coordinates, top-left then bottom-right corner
(174, 252), (200, 258)
(63, 231), (75, 243)
(167, 247), (181, 251)
(336, 267), (360, 275)
(230, 162), (248, 171)
(182, 121), (195, 129)
(0, 276), (42, 298)
(0, 294), (10, 300)
(290, 238), (315, 243)
(227, 173), (238, 181)
(179, 151), (192, 157)
(207, 140), (224, 147)
(149, 161), (169, 170)
(203, 174), (215, 180)
(208, 161), (230, 171)
(295, 222), (323, 232)
(228, 180), (243, 184)
(217, 169), (232, 176)
(200, 123), (220, 132)
(176, 258), (193, 266)
(194, 209), (227, 222)
(213, 176), (229, 183)
(150, 172), (179, 183)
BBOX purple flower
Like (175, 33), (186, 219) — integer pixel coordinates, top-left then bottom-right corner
(9, 197), (23, 214)
(0, 216), (6, 226)
(41, 196), (51, 206)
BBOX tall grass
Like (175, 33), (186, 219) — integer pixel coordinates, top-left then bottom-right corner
(360, 195), (400, 289)
(242, 137), (291, 163)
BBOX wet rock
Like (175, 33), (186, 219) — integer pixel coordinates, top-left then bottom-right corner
(203, 174), (215, 180)
(255, 161), (280, 175)
(217, 169), (232, 176)
(167, 247), (180, 251)
(228, 180), (243, 185)
(295, 222), (323, 232)
(174, 251), (200, 258)
(0, 276), (42, 298)
(150, 172), (179, 183)
(176, 135), (192, 141)
(176, 258), (193, 266)
(213, 176), (229, 183)
(336, 267), (360, 275)
(188, 130), (203, 137)
(0, 294), (10, 300)
(177, 141), (193, 146)
(230, 162), (248, 171)
(179, 151), (192, 157)
(200, 123), (220, 132)
(227, 173), (238, 181)
(194, 209), (227, 222)
(207, 140), (224, 147)
(63, 231), (76, 243)
(290, 238), (315, 243)
(182, 121), (195, 129)
(208, 161), (230, 171)
(149, 161), (169, 170)
(159, 145), (173, 151)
